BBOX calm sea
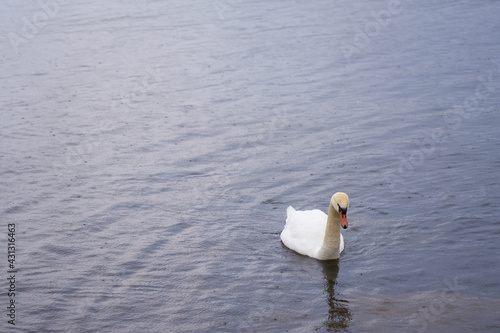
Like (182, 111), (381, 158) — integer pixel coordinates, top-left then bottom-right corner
(1, 0), (500, 332)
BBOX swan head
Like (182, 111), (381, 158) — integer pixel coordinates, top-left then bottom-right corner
(331, 192), (349, 229)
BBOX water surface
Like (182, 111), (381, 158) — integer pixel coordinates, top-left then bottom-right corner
(1, 0), (500, 332)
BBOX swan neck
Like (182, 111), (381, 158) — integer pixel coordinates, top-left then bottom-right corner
(318, 203), (341, 259)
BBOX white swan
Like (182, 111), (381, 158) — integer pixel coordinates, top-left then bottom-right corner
(280, 192), (349, 260)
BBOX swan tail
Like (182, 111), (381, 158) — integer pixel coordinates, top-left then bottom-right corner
(286, 206), (296, 219)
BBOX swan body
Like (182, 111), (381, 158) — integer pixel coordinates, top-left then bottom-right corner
(280, 192), (349, 260)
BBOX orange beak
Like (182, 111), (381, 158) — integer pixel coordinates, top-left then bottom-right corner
(340, 210), (348, 229)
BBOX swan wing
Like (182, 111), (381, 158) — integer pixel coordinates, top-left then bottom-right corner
(280, 206), (327, 258)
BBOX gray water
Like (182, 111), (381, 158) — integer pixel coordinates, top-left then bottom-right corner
(2, 0), (500, 332)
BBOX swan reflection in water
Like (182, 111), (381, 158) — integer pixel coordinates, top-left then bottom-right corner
(319, 259), (352, 331)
